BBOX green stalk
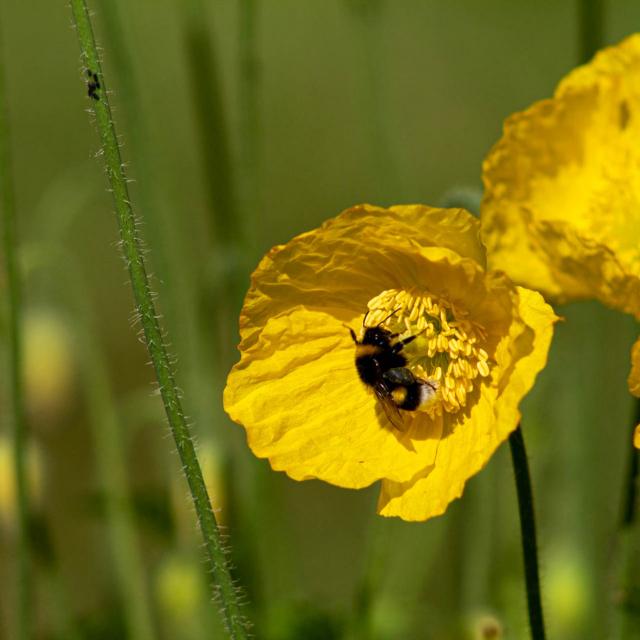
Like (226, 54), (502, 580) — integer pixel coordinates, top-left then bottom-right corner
(509, 426), (546, 640)
(350, 506), (389, 640)
(578, 0), (604, 64)
(238, 0), (260, 248)
(347, 0), (401, 200)
(28, 242), (155, 639)
(621, 401), (640, 529)
(0, 28), (31, 640)
(613, 400), (640, 639)
(184, 0), (240, 248)
(460, 457), (498, 612)
(80, 295), (156, 640)
(182, 0), (245, 372)
(68, 2), (250, 637)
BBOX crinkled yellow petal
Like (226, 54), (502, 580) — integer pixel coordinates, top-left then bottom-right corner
(377, 288), (557, 521)
(239, 204), (485, 352)
(481, 34), (640, 317)
(225, 307), (443, 487)
(628, 336), (640, 397)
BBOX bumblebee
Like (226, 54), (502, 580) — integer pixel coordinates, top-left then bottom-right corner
(349, 311), (436, 431)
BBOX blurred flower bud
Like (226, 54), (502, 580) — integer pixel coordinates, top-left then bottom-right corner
(198, 440), (227, 523)
(155, 553), (206, 624)
(438, 185), (483, 216)
(634, 424), (639, 449)
(170, 438), (227, 532)
(24, 309), (75, 426)
(469, 612), (503, 640)
(370, 598), (410, 639)
(0, 434), (43, 531)
(545, 546), (589, 635)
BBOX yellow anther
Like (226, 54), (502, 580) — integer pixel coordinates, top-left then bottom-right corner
(364, 287), (492, 417)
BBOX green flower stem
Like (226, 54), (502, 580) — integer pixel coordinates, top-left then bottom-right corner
(29, 242), (155, 640)
(183, 0), (247, 377)
(78, 290), (155, 640)
(621, 400), (640, 529)
(184, 0), (240, 248)
(69, 2), (250, 637)
(615, 526), (640, 639)
(238, 0), (260, 248)
(0, 29), (31, 640)
(42, 567), (83, 640)
(578, 0), (604, 64)
(351, 514), (389, 640)
(461, 457), (497, 611)
(348, 0), (401, 200)
(613, 400), (640, 639)
(509, 425), (546, 640)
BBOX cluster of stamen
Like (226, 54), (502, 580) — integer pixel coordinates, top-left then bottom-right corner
(365, 288), (491, 415)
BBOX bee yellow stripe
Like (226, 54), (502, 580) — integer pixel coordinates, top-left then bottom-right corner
(355, 344), (379, 357)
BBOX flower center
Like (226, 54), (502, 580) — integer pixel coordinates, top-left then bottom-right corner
(364, 288), (491, 415)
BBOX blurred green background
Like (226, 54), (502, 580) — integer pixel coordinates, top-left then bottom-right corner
(1, 1), (640, 638)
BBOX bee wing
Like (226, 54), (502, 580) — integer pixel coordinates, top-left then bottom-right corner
(373, 381), (408, 432)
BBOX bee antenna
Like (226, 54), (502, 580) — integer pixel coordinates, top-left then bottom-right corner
(344, 323), (358, 343)
(377, 307), (401, 327)
(362, 309), (370, 328)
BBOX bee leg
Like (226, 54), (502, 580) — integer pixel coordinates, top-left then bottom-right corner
(391, 334), (417, 353)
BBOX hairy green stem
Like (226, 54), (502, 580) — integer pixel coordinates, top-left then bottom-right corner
(578, 0), (604, 63)
(509, 426), (546, 640)
(0, 29), (31, 640)
(69, 2), (249, 637)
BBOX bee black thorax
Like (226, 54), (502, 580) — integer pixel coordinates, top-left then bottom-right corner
(354, 342), (407, 386)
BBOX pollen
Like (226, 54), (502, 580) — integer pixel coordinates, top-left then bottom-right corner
(365, 288), (491, 416)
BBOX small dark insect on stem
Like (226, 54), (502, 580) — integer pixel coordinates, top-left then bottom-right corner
(86, 68), (101, 100)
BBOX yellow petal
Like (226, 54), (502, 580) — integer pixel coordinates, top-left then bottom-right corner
(634, 424), (640, 449)
(377, 288), (557, 521)
(628, 336), (640, 397)
(481, 34), (640, 316)
(239, 204), (485, 352)
(225, 307), (443, 488)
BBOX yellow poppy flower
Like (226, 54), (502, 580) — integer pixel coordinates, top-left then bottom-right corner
(224, 204), (556, 521)
(482, 33), (640, 313)
(480, 34), (640, 408)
